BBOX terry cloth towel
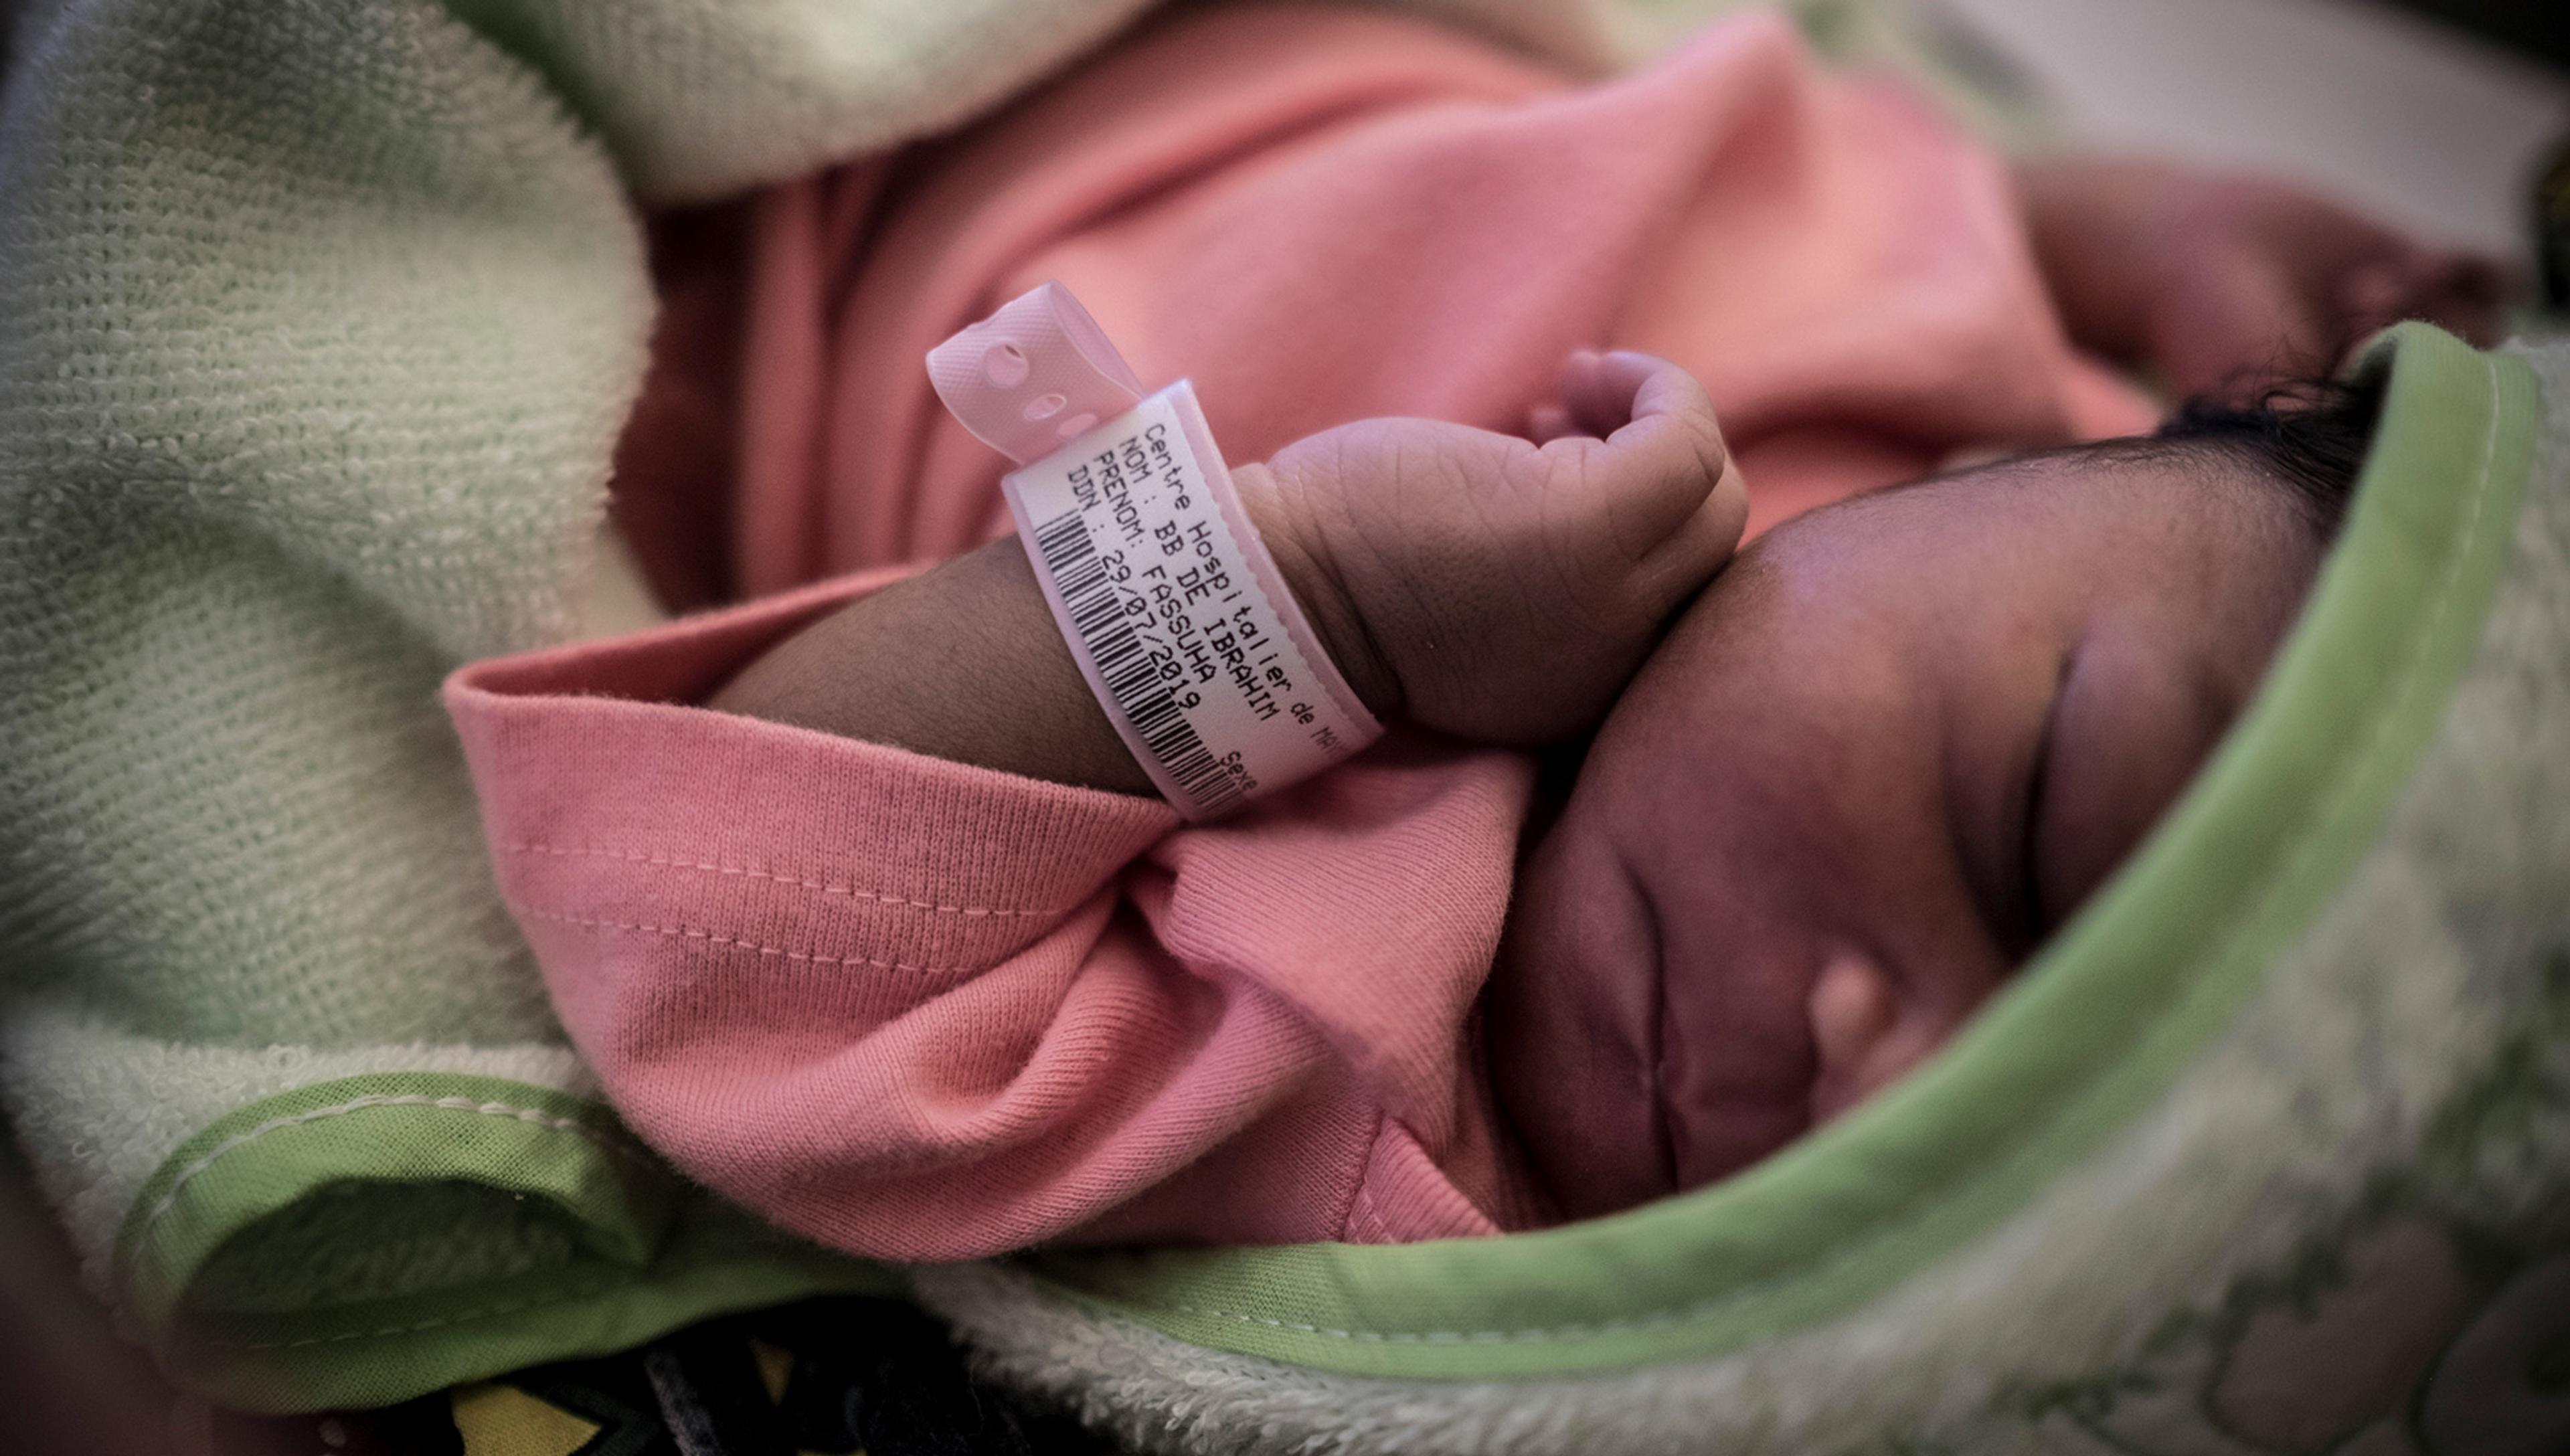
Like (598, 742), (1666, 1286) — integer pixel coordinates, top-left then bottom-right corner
(447, 1), (2152, 1265)
(0, 0), (1695, 1414)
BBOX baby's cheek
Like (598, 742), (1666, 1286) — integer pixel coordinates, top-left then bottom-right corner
(1487, 812), (1673, 1218)
(1654, 939), (1826, 1189)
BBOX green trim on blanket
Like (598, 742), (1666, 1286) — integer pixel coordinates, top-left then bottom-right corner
(1018, 323), (2543, 1379)
(114, 1072), (891, 1413)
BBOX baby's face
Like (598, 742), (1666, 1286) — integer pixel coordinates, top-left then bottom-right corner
(1490, 446), (2326, 1218)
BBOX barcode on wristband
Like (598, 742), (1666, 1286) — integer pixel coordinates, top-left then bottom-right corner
(996, 377), (1379, 821)
(1032, 507), (1248, 818)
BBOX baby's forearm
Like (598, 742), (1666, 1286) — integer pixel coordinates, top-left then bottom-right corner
(710, 535), (1158, 794)
(708, 466), (1393, 799)
(715, 351), (1740, 789)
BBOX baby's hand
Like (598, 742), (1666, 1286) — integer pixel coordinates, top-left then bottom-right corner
(1239, 351), (1744, 745)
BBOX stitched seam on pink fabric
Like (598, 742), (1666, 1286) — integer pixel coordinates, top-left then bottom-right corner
(517, 907), (982, 975)
(503, 841), (1059, 917)
(1333, 1109), (1387, 1242)
(1347, 1178), (1388, 1243)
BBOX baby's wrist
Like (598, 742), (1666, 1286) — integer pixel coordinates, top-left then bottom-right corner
(1231, 461), (1405, 724)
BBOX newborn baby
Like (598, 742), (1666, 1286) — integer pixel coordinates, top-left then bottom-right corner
(701, 347), (2361, 1229)
(452, 346), (2391, 1257)
(447, 3), (2498, 1258)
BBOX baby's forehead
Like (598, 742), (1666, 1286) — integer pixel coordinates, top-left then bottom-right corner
(1640, 439), (2314, 691)
(1765, 438), (2310, 567)
(1969, 435), (2309, 512)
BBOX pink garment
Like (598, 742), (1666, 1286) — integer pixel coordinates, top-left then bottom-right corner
(452, 5), (2158, 1260)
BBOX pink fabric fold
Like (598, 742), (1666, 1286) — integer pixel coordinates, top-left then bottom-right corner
(448, 576), (1531, 1257)
(638, 3), (2154, 598)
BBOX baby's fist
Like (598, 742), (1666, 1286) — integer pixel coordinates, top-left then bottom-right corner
(1241, 352), (1744, 745)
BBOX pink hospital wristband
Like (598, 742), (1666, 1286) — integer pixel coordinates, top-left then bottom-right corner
(928, 284), (1382, 819)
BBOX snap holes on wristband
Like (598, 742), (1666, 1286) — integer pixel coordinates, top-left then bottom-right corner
(926, 284), (1381, 820)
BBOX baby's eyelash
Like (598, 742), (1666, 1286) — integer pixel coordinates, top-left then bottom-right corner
(2019, 647), (2079, 945)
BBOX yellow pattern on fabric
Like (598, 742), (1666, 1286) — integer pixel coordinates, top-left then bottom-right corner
(449, 1382), (600, 1456)
(753, 1337), (794, 1403)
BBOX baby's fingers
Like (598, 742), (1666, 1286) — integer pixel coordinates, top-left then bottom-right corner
(1527, 350), (1650, 440)
(1551, 350), (1733, 555)
(1526, 400), (1579, 443)
(1637, 466), (1749, 604)
(1554, 350), (1699, 438)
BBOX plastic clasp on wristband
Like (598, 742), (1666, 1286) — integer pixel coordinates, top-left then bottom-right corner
(926, 284), (1382, 820)
(927, 283), (1146, 466)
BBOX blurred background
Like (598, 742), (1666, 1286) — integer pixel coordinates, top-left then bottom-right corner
(1935, 0), (2565, 254)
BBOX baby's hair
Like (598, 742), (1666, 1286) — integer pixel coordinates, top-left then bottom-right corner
(2153, 369), (2390, 540)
